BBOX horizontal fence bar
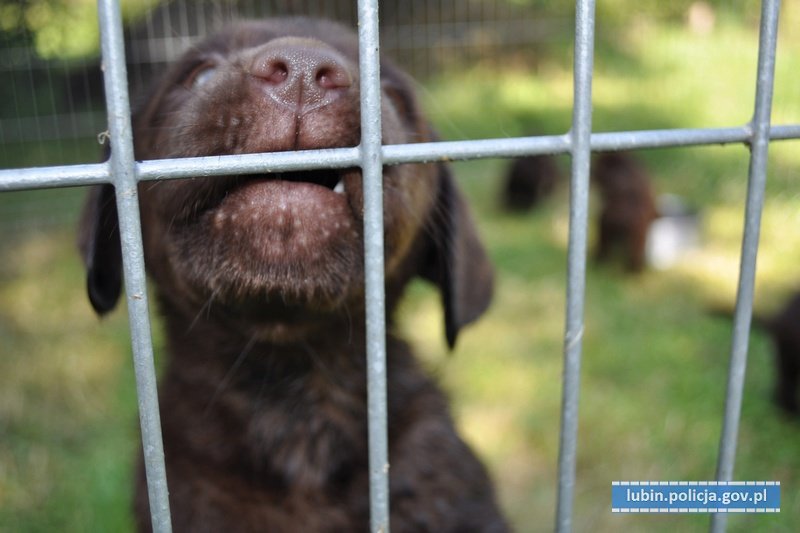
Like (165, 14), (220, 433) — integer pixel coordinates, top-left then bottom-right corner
(0, 162), (109, 190)
(382, 134), (570, 162)
(3, 124), (800, 192)
(137, 146), (362, 180)
(770, 124), (800, 140)
(383, 124), (800, 159)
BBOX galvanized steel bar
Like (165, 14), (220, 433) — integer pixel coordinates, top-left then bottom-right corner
(556, 1), (595, 532)
(98, 1), (172, 532)
(0, 162), (109, 191)
(711, 1), (781, 532)
(770, 123), (800, 140)
(137, 146), (361, 181)
(357, 0), (391, 531)
(383, 134), (571, 163)
(4, 125), (800, 192)
(591, 127), (751, 152)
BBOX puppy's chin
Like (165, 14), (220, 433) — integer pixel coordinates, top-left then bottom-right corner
(150, 176), (366, 337)
(205, 177), (360, 267)
(212, 298), (362, 345)
(155, 248), (366, 346)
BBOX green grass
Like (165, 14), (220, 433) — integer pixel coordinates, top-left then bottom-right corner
(2, 14), (800, 533)
(0, 226), (138, 532)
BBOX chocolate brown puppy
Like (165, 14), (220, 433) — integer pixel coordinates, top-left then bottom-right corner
(79, 17), (507, 533)
(592, 152), (659, 273)
(501, 154), (560, 211)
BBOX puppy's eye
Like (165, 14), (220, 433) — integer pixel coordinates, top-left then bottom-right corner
(185, 62), (218, 89)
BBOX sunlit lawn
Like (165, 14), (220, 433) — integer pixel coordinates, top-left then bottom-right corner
(2, 15), (799, 533)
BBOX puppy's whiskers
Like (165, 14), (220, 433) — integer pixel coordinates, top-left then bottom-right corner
(204, 334), (258, 415)
(188, 288), (220, 332)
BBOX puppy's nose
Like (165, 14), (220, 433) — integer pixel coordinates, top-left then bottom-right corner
(249, 38), (353, 114)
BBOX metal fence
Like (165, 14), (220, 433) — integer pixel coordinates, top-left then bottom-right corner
(0, 0), (568, 160)
(0, 0), (798, 532)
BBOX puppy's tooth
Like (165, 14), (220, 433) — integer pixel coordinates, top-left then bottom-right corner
(333, 180), (345, 194)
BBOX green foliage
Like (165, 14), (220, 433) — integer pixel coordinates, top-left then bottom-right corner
(0, 0), (160, 59)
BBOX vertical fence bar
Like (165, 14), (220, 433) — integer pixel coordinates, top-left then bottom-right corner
(710, 1), (781, 532)
(357, 0), (390, 531)
(555, 1), (596, 531)
(97, 1), (172, 532)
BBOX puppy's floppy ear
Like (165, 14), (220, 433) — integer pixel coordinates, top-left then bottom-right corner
(78, 184), (122, 315)
(420, 163), (494, 349)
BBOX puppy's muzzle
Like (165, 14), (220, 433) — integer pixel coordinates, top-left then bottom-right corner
(248, 37), (354, 116)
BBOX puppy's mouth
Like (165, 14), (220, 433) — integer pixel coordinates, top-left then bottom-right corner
(266, 168), (348, 194)
(179, 167), (359, 222)
(198, 167), (364, 265)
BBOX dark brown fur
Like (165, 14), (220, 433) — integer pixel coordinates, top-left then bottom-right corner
(592, 152), (659, 273)
(766, 293), (800, 417)
(500, 155), (560, 211)
(79, 18), (507, 533)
